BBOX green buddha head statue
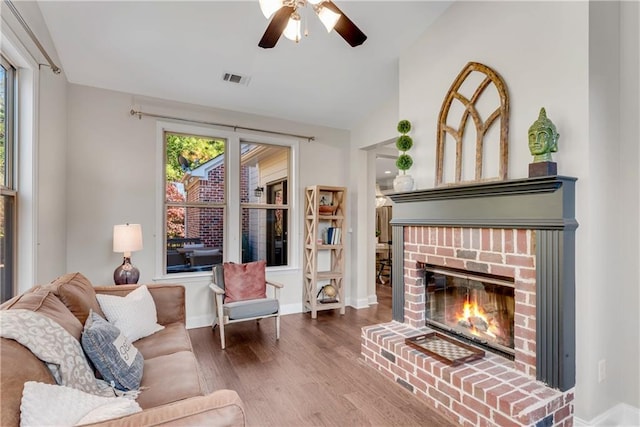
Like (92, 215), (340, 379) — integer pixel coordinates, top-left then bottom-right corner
(528, 108), (559, 163)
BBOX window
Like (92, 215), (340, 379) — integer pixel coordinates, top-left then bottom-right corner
(240, 142), (289, 267)
(0, 55), (16, 302)
(162, 130), (293, 275)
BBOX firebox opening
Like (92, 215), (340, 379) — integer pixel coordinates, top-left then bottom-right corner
(421, 262), (516, 360)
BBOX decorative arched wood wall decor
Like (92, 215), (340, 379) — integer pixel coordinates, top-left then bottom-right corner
(436, 62), (510, 186)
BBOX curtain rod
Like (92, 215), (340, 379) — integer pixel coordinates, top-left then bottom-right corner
(130, 109), (315, 142)
(4, 0), (61, 74)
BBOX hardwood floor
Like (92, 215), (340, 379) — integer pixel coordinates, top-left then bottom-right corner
(188, 284), (456, 426)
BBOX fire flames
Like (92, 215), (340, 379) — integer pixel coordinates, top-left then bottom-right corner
(457, 300), (501, 340)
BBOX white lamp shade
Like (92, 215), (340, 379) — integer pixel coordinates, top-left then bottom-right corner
(316, 5), (340, 32)
(283, 15), (301, 42)
(113, 224), (143, 254)
(259, 0), (283, 19)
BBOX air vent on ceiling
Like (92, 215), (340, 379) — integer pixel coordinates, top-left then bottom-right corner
(222, 72), (251, 86)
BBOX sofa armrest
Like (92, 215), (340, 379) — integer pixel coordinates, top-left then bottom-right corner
(88, 390), (246, 427)
(93, 284), (186, 326)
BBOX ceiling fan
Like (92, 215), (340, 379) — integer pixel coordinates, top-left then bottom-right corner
(258, 0), (367, 49)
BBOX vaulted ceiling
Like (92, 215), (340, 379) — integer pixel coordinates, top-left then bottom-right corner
(37, 1), (451, 130)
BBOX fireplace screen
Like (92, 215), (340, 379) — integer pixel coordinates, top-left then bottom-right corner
(423, 264), (515, 358)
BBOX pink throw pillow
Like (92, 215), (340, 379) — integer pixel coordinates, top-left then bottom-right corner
(223, 261), (267, 303)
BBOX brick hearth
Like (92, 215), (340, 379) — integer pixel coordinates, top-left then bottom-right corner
(361, 322), (573, 426)
(361, 225), (573, 426)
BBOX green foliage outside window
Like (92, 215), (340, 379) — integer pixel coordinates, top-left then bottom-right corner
(165, 134), (225, 182)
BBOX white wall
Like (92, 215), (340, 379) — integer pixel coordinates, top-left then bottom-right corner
(588, 0), (640, 418)
(352, 0), (639, 422)
(65, 85), (351, 327)
(1, 1), (68, 289)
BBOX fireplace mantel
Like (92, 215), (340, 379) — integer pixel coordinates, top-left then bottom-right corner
(388, 175), (577, 230)
(387, 175), (578, 391)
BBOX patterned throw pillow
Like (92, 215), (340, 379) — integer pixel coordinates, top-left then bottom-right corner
(223, 260), (267, 303)
(81, 311), (143, 391)
(95, 285), (164, 342)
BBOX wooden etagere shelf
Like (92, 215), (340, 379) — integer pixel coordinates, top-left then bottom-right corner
(303, 185), (346, 318)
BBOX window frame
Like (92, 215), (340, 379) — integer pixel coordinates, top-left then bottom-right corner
(0, 55), (16, 302)
(155, 121), (299, 280)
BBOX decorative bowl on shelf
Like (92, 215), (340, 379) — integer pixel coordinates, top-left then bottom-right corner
(319, 205), (337, 215)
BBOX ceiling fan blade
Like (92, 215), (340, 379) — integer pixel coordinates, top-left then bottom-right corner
(323, 1), (367, 47)
(259, 6), (294, 49)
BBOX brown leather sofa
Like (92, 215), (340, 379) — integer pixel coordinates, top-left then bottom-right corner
(0, 273), (245, 426)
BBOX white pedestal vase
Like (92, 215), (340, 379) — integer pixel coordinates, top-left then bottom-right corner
(393, 174), (415, 192)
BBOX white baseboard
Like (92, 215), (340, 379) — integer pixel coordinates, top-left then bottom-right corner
(186, 314), (213, 329)
(368, 294), (378, 305)
(575, 403), (640, 426)
(349, 297), (371, 309)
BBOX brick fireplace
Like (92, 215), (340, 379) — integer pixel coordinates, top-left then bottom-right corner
(361, 176), (577, 426)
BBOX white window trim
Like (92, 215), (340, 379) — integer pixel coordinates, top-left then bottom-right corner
(153, 121), (300, 280)
(1, 19), (39, 294)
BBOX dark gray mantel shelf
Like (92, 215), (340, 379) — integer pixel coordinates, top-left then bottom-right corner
(388, 176), (578, 231)
(388, 175), (577, 203)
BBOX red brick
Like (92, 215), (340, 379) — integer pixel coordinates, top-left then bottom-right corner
(492, 229), (503, 252)
(554, 403), (572, 423)
(416, 367), (437, 387)
(517, 267), (536, 280)
(444, 257), (466, 269)
(451, 367), (477, 388)
(428, 386), (451, 407)
(515, 399), (548, 425)
(436, 247), (455, 257)
(471, 229), (480, 249)
(452, 401), (478, 425)
(479, 252), (504, 264)
(491, 265), (516, 278)
(462, 373), (490, 395)
(473, 378), (502, 401)
(485, 383), (515, 409)
(462, 228), (472, 249)
(436, 379), (462, 401)
(445, 228), (453, 247)
(482, 229), (491, 251)
(462, 394), (492, 418)
(426, 255), (445, 266)
(407, 373), (428, 394)
(454, 227), (462, 247)
(438, 228), (445, 246)
(516, 230), (528, 254)
(506, 254), (535, 267)
(515, 326), (536, 342)
(516, 280), (536, 294)
(503, 229), (514, 252)
(492, 410), (516, 426)
(516, 302), (536, 317)
(498, 390), (528, 416)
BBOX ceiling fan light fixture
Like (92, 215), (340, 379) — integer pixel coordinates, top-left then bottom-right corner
(315, 5), (341, 32)
(283, 13), (302, 42)
(259, 0), (283, 19)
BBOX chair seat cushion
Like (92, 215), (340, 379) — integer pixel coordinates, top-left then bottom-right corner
(223, 298), (279, 320)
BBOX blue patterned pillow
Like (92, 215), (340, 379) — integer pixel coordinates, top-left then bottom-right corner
(81, 311), (143, 391)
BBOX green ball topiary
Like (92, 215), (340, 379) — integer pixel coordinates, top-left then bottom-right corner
(397, 120), (412, 134)
(396, 135), (413, 152)
(396, 154), (413, 171)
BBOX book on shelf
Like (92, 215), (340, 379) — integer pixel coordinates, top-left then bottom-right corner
(326, 227), (341, 245)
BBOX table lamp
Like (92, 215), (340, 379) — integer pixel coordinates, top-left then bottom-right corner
(113, 223), (143, 285)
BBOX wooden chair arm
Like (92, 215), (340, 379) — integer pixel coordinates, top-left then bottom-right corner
(209, 282), (225, 295)
(266, 280), (284, 289)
